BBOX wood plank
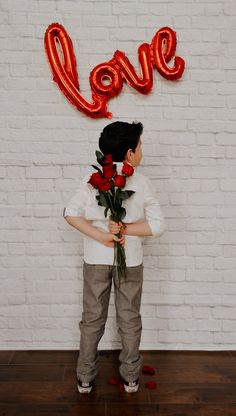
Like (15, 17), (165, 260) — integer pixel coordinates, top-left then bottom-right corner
(138, 350), (233, 366)
(0, 351), (14, 364)
(228, 351), (236, 362)
(200, 404), (236, 416)
(106, 403), (202, 416)
(0, 381), (149, 404)
(10, 351), (77, 364)
(0, 403), (105, 416)
(0, 350), (235, 416)
(0, 364), (65, 382)
(148, 383), (236, 404)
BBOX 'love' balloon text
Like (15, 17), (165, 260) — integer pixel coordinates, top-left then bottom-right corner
(44, 23), (185, 119)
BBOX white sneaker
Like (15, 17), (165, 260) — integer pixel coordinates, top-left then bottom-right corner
(77, 378), (94, 394)
(123, 378), (139, 393)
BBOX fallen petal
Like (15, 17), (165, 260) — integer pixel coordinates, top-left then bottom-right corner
(145, 381), (157, 390)
(107, 377), (119, 385)
(142, 365), (155, 375)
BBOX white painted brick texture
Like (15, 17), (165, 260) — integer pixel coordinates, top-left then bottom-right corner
(0, 0), (236, 350)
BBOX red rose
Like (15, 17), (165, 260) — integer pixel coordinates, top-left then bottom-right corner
(107, 377), (119, 385)
(98, 178), (111, 192)
(122, 162), (134, 177)
(114, 174), (126, 188)
(142, 365), (155, 375)
(88, 172), (102, 188)
(103, 154), (113, 166)
(103, 164), (116, 179)
(145, 381), (157, 390)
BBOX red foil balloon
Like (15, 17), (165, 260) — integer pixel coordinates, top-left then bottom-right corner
(44, 23), (185, 119)
(44, 23), (110, 119)
(112, 43), (153, 94)
(150, 26), (185, 80)
(90, 62), (123, 98)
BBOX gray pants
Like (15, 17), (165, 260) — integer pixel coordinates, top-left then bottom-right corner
(76, 260), (144, 383)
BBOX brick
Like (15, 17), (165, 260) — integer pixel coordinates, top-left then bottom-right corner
(192, 16), (228, 29)
(0, 0), (235, 351)
(25, 166), (61, 179)
(223, 2), (236, 15)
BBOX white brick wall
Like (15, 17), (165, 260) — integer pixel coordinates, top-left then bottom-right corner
(0, 0), (236, 350)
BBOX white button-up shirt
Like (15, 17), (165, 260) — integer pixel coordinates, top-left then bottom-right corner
(63, 162), (165, 266)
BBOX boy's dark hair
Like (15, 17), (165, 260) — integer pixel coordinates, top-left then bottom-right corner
(99, 121), (143, 162)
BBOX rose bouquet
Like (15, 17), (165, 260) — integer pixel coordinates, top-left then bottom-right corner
(88, 150), (135, 287)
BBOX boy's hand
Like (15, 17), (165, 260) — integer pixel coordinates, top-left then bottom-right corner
(108, 219), (126, 234)
(100, 232), (125, 248)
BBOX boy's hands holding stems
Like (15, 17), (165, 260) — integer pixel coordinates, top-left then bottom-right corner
(65, 216), (153, 248)
(65, 216), (125, 248)
(108, 219), (126, 247)
(100, 230), (125, 248)
(108, 219), (153, 238)
(108, 219), (125, 235)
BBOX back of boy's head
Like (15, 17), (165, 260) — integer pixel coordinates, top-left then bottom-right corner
(99, 121), (143, 162)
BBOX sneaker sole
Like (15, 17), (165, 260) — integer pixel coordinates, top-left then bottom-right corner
(77, 384), (93, 394)
(124, 383), (139, 393)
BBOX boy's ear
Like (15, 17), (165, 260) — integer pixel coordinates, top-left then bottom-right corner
(125, 148), (133, 162)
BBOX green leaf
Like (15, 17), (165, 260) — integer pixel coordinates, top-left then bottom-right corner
(95, 150), (104, 166)
(119, 190), (135, 201)
(114, 188), (121, 205)
(117, 207), (126, 220)
(99, 192), (109, 208)
(92, 164), (103, 174)
(116, 188), (121, 198)
(104, 207), (109, 218)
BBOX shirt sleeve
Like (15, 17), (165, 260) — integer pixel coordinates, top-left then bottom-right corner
(144, 177), (165, 238)
(63, 175), (90, 219)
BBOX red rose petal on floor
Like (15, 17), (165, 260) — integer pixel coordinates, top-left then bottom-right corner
(118, 383), (125, 391)
(142, 365), (155, 375)
(145, 381), (157, 390)
(107, 377), (119, 385)
(147, 368), (155, 375)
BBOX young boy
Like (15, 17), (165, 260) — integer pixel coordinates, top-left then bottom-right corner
(63, 121), (165, 394)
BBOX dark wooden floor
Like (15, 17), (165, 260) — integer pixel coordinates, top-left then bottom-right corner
(0, 350), (236, 415)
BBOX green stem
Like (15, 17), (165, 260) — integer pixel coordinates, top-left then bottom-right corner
(106, 191), (116, 217)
